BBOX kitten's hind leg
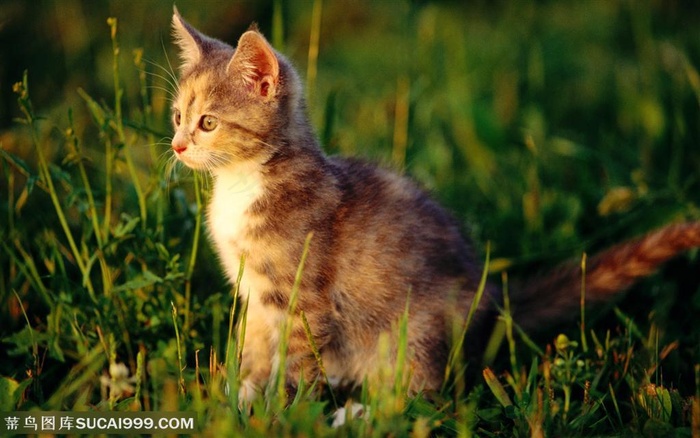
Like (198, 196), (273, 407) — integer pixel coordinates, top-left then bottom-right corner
(406, 330), (450, 394)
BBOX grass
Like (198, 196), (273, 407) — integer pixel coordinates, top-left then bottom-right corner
(1, 0), (700, 436)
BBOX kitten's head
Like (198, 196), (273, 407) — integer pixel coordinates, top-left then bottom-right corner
(170, 8), (304, 172)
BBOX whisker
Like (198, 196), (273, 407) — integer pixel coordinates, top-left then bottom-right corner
(146, 85), (176, 102)
(151, 141), (173, 148)
(144, 75), (176, 93)
(141, 65), (176, 85)
(251, 137), (277, 150)
(141, 68), (176, 89)
(157, 148), (174, 163)
(160, 38), (179, 85)
(150, 136), (173, 148)
(144, 70), (177, 93)
(164, 156), (181, 189)
(205, 152), (233, 169)
(146, 51), (179, 88)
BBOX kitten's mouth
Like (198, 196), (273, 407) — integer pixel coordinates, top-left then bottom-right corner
(172, 150), (206, 171)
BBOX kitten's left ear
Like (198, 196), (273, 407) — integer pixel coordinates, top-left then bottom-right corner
(227, 29), (279, 98)
(171, 6), (204, 72)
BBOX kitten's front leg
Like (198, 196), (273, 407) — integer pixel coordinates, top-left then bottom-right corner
(236, 297), (333, 402)
(237, 299), (273, 403)
(282, 313), (331, 394)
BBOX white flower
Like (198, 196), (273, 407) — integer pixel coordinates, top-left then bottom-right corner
(100, 362), (137, 400)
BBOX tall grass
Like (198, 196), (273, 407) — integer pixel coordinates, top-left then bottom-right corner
(1, 1), (700, 436)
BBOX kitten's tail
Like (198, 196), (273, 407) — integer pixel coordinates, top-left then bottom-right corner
(511, 221), (700, 332)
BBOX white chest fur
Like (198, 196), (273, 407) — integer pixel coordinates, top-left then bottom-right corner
(207, 164), (265, 283)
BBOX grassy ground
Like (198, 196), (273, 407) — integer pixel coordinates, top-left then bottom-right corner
(1, 0), (700, 436)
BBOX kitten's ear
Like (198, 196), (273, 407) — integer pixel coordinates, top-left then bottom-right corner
(227, 29), (279, 98)
(171, 6), (203, 72)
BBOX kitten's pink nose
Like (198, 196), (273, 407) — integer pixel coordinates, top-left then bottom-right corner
(172, 131), (188, 154)
(172, 142), (187, 154)
(172, 136), (188, 154)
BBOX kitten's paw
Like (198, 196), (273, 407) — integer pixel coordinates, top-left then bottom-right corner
(238, 378), (261, 408)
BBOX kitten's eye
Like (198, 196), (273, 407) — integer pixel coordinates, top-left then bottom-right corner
(173, 109), (181, 127)
(200, 115), (218, 132)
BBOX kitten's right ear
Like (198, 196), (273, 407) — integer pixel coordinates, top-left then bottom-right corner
(227, 29), (280, 98)
(171, 6), (203, 72)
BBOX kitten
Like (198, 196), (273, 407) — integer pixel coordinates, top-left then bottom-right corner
(169, 9), (700, 401)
